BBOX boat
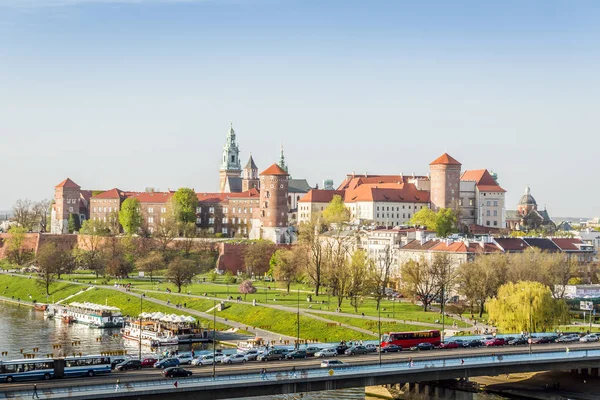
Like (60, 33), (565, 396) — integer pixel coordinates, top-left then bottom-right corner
(46, 302), (124, 328)
(121, 312), (207, 347)
(34, 303), (48, 312)
(237, 337), (267, 352)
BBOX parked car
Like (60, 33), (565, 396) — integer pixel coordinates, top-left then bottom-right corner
(194, 354), (224, 366)
(243, 349), (262, 361)
(508, 337), (528, 346)
(344, 345), (368, 355)
(411, 343), (434, 351)
(365, 344), (378, 353)
(451, 339), (467, 348)
(320, 360), (346, 368)
(466, 339), (483, 348)
(314, 348), (338, 358)
(438, 341), (460, 349)
(115, 359), (142, 371)
(334, 345), (349, 355)
(162, 367), (192, 378)
(557, 334), (580, 343)
(177, 353), (194, 365)
(304, 347), (321, 357)
(153, 358), (180, 369)
(580, 334), (599, 343)
(257, 349), (286, 361)
(285, 350), (307, 359)
(141, 357), (158, 367)
(221, 354), (248, 364)
(379, 344), (401, 353)
(110, 357), (129, 370)
(484, 338), (505, 347)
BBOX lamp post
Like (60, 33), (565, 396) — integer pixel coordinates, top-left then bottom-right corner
(213, 296), (217, 379)
(138, 295), (143, 360)
(441, 285), (445, 344)
(378, 302), (382, 366)
(528, 295), (533, 355)
(296, 288), (300, 349)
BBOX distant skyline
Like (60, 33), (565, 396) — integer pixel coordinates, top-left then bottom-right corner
(1, 0), (599, 217)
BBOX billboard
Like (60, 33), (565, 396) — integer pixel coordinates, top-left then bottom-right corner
(580, 301), (594, 311)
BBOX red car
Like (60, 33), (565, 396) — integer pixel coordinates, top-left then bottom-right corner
(438, 341), (460, 349)
(141, 357), (158, 367)
(484, 338), (505, 347)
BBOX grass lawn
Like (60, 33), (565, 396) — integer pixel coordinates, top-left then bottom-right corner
(0, 273), (84, 304)
(307, 313), (432, 335)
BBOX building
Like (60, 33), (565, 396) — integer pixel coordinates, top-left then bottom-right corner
(50, 178), (94, 234)
(459, 169), (506, 229)
(250, 163), (291, 243)
(505, 186), (555, 231)
(219, 123), (242, 194)
(429, 153), (461, 211)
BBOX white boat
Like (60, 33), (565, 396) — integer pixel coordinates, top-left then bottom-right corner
(46, 303), (124, 328)
(237, 337), (267, 352)
(121, 321), (179, 347)
(121, 312), (206, 347)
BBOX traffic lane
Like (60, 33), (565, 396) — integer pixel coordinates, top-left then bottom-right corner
(3, 341), (599, 391)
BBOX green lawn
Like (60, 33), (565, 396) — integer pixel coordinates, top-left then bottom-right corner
(307, 313), (432, 335)
(0, 274), (84, 304)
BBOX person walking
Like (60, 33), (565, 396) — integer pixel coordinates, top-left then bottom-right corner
(32, 384), (40, 399)
(115, 379), (120, 392)
(261, 368), (267, 380)
(461, 359), (465, 365)
(291, 366), (297, 379)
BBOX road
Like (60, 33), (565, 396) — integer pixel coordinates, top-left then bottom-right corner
(3, 341), (599, 392)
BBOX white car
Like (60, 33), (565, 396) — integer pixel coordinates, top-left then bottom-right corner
(314, 348), (337, 358)
(221, 354), (248, 364)
(176, 353), (194, 365)
(243, 349), (262, 361)
(320, 359), (345, 368)
(196, 354), (225, 366)
(580, 334), (599, 343)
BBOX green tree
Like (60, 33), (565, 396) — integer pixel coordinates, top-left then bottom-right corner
(36, 242), (60, 295)
(119, 197), (142, 235)
(165, 257), (199, 293)
(244, 240), (276, 276)
(298, 219), (326, 296)
(410, 208), (438, 231)
(77, 219), (111, 277)
(269, 249), (301, 294)
(347, 249), (372, 313)
(400, 258), (438, 311)
(435, 208), (457, 237)
(322, 195), (351, 226)
(5, 226), (34, 266)
(136, 251), (164, 282)
(486, 281), (570, 333)
(223, 270), (237, 284)
(457, 254), (507, 317)
(67, 213), (80, 233)
(172, 188), (198, 224)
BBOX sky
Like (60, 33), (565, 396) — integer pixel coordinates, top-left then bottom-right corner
(0, 0), (599, 217)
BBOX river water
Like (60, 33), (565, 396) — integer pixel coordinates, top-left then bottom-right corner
(0, 301), (365, 399)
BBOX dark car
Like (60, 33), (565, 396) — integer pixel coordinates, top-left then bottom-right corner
(115, 359), (142, 371)
(535, 336), (557, 344)
(162, 367), (192, 378)
(110, 357), (128, 369)
(379, 344), (401, 353)
(257, 349), (286, 361)
(438, 341), (460, 349)
(413, 342), (434, 351)
(508, 337), (528, 345)
(141, 357), (158, 367)
(466, 339), (483, 348)
(285, 350), (307, 359)
(334, 345), (349, 355)
(154, 358), (180, 369)
(344, 345), (368, 355)
(304, 347), (320, 357)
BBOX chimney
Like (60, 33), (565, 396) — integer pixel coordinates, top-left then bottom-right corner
(365, 172), (368, 177)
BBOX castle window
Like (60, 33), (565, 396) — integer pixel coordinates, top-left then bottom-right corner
(69, 207), (73, 212)
(93, 207), (97, 212)
(238, 208), (241, 213)
(469, 199), (474, 206)
(486, 201), (491, 206)
(223, 207), (228, 213)
(493, 221), (498, 226)
(231, 155), (235, 162)
(148, 207), (153, 213)
(223, 227), (228, 234)
(209, 218), (214, 225)
(486, 210), (490, 216)
(244, 208), (247, 213)
(196, 207), (201, 213)
(148, 217), (154, 223)
(250, 208), (253, 213)
(280, 184), (284, 189)
(494, 200), (498, 207)
(223, 217), (228, 224)
(162, 207), (167, 213)
(486, 220), (490, 226)
(209, 207), (215, 213)
(493, 210), (498, 216)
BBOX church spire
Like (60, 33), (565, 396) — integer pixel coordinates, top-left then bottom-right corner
(220, 123), (241, 172)
(278, 144), (288, 174)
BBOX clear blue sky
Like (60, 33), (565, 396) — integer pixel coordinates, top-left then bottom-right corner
(1, 0), (598, 217)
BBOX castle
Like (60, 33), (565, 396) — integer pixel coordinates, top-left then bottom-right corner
(50, 124), (311, 244)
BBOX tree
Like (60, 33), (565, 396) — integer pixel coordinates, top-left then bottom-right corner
(324, 234), (353, 308)
(435, 208), (457, 237)
(176, 222), (198, 257)
(372, 245), (394, 310)
(119, 198), (142, 235)
(244, 240), (276, 276)
(172, 188), (198, 224)
(5, 226), (34, 266)
(36, 242), (60, 295)
(486, 281), (570, 333)
(298, 219), (326, 296)
(269, 249), (301, 294)
(104, 237), (133, 278)
(12, 199), (36, 230)
(239, 279), (257, 300)
(165, 257), (198, 293)
(400, 258), (438, 311)
(154, 213), (179, 260)
(322, 195), (351, 226)
(67, 213), (80, 233)
(223, 270), (237, 284)
(136, 251), (164, 282)
(410, 208), (437, 231)
(77, 219), (111, 277)
(457, 254), (508, 317)
(33, 200), (52, 233)
(431, 253), (458, 313)
(347, 249), (372, 312)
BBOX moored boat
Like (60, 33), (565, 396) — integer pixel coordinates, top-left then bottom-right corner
(34, 303), (48, 312)
(46, 302), (124, 328)
(121, 312), (206, 347)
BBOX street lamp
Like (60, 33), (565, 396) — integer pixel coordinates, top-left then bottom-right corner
(441, 285), (445, 344)
(213, 295), (217, 379)
(296, 288), (300, 349)
(138, 295), (143, 360)
(378, 302), (382, 366)
(528, 295), (533, 355)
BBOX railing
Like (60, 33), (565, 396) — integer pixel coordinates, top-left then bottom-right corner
(3, 349), (599, 399)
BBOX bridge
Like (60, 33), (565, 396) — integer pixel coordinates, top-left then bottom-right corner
(2, 348), (600, 399)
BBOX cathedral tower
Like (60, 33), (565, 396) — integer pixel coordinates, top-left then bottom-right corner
(51, 178), (81, 234)
(429, 153), (461, 211)
(255, 163), (289, 243)
(219, 123), (242, 193)
(242, 154), (259, 192)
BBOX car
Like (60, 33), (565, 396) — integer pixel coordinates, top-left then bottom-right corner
(153, 358), (181, 369)
(580, 334), (599, 343)
(484, 338), (505, 347)
(194, 354), (224, 366)
(177, 353), (194, 365)
(466, 339), (483, 348)
(115, 359), (142, 371)
(221, 354), (248, 364)
(365, 344), (378, 353)
(344, 345), (368, 355)
(314, 348), (338, 358)
(162, 367), (193, 378)
(285, 350), (307, 359)
(320, 359), (346, 368)
(379, 344), (401, 353)
(438, 341), (460, 349)
(411, 342), (434, 351)
(141, 357), (158, 367)
(257, 349), (287, 361)
(304, 347), (321, 357)
(557, 334), (580, 343)
(508, 337), (528, 346)
(334, 345), (349, 355)
(242, 349), (262, 361)
(110, 357), (129, 369)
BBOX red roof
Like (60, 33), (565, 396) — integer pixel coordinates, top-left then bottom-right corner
(125, 192), (174, 204)
(299, 190), (345, 203)
(494, 238), (529, 252)
(551, 238), (585, 251)
(55, 178), (80, 189)
(91, 188), (126, 199)
(430, 153), (461, 166)
(344, 183), (430, 203)
(460, 169), (506, 192)
(197, 188), (260, 204)
(260, 164), (289, 176)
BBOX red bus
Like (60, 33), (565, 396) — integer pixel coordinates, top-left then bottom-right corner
(381, 330), (441, 349)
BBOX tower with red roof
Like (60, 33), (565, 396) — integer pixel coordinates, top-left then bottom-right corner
(250, 163), (290, 243)
(51, 178), (82, 234)
(429, 153), (461, 211)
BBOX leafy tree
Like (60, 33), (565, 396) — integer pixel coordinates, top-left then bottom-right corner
(568, 277), (583, 285)
(400, 258), (438, 311)
(165, 257), (198, 293)
(486, 281), (570, 333)
(136, 251), (164, 282)
(119, 198), (142, 235)
(223, 270), (237, 284)
(244, 240), (276, 276)
(104, 237), (133, 278)
(67, 213), (80, 233)
(322, 195), (351, 226)
(153, 213), (179, 260)
(298, 219), (326, 296)
(176, 222), (198, 257)
(172, 188), (198, 224)
(435, 208), (457, 237)
(269, 249), (302, 294)
(77, 219), (111, 277)
(238, 279), (257, 300)
(208, 271), (218, 282)
(12, 199), (36, 230)
(410, 207), (437, 230)
(347, 249), (372, 312)
(372, 245), (394, 310)
(5, 226), (34, 266)
(36, 242), (60, 295)
(457, 253), (507, 317)
(324, 234), (353, 308)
